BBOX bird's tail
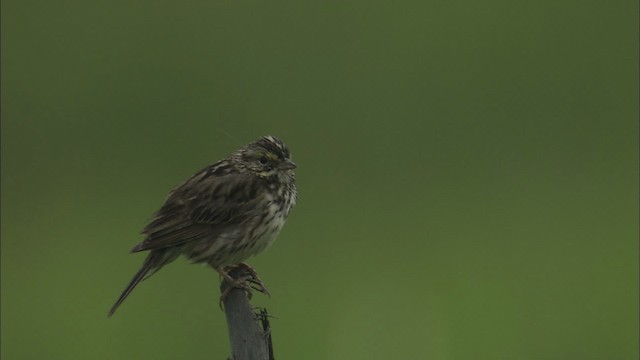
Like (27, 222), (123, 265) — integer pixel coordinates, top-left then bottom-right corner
(108, 252), (165, 317)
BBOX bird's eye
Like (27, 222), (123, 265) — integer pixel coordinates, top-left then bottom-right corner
(259, 156), (268, 165)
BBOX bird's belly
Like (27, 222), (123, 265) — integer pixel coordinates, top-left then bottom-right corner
(184, 189), (295, 268)
(186, 211), (288, 268)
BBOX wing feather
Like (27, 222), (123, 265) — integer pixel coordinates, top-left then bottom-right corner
(131, 171), (262, 253)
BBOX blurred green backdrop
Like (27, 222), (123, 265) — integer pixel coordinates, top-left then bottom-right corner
(2, 1), (637, 359)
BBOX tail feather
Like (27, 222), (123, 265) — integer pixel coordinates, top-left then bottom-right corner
(108, 253), (159, 317)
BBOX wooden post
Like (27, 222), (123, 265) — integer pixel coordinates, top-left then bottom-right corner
(220, 267), (274, 360)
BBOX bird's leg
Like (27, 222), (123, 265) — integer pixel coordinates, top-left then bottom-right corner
(216, 267), (254, 309)
(216, 263), (271, 309)
(236, 262), (271, 297)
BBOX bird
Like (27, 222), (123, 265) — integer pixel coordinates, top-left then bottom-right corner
(108, 135), (297, 316)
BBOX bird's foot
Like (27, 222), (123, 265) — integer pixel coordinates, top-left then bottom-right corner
(216, 264), (270, 309)
(235, 263), (271, 297)
(218, 272), (253, 309)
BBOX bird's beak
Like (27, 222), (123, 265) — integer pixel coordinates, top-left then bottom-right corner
(279, 159), (297, 170)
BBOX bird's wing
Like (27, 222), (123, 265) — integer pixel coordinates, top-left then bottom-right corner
(131, 171), (263, 253)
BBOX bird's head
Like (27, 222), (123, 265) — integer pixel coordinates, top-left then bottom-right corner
(233, 135), (296, 179)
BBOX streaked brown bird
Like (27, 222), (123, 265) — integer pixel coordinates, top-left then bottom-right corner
(108, 135), (297, 316)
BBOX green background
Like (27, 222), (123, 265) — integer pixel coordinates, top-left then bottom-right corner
(2, 1), (637, 359)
